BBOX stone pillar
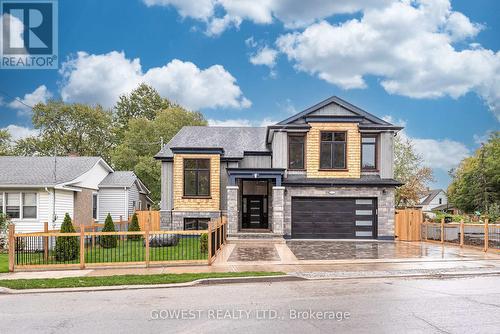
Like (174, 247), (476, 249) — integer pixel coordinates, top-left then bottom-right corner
(226, 186), (239, 234)
(272, 186), (285, 236)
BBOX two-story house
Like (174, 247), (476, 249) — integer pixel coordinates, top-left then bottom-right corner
(155, 96), (402, 240)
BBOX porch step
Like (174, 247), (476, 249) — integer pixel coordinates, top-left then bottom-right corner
(227, 233), (286, 243)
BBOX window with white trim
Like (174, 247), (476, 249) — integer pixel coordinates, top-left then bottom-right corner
(22, 193), (37, 219)
(0, 193), (3, 214)
(6, 193), (20, 219)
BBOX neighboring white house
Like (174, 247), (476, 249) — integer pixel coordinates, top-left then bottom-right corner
(0, 156), (152, 233)
(418, 189), (448, 213)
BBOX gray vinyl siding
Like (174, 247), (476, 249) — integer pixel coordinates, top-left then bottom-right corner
(98, 188), (127, 222)
(128, 183), (140, 216)
(161, 161), (173, 211)
(379, 132), (394, 179)
(272, 131), (287, 168)
(239, 155), (272, 168)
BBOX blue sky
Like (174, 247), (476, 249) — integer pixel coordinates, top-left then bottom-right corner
(1, 0), (499, 189)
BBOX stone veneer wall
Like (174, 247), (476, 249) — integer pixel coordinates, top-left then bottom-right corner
(160, 210), (221, 230)
(283, 186), (395, 239)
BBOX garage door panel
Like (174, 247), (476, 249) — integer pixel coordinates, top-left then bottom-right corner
(292, 197), (376, 239)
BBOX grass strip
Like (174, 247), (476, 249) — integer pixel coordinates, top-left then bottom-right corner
(0, 271), (285, 290)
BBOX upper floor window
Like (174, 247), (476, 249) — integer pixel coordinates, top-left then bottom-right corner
(361, 135), (377, 170)
(320, 132), (346, 169)
(288, 135), (305, 170)
(184, 159), (210, 197)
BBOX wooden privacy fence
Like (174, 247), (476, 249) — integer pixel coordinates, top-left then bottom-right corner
(8, 216), (227, 272)
(395, 208), (422, 241)
(422, 218), (500, 252)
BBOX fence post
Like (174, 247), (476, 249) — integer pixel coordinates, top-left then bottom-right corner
(145, 219), (150, 268)
(8, 224), (15, 272)
(440, 218), (444, 244)
(460, 220), (464, 247)
(79, 224), (85, 269)
(208, 221), (213, 265)
(484, 218), (489, 252)
(43, 221), (49, 262)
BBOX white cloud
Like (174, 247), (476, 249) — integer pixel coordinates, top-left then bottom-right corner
(2, 124), (39, 141)
(208, 117), (277, 127)
(143, 0), (393, 35)
(0, 14), (25, 53)
(249, 46), (278, 67)
(276, 0), (500, 120)
(59, 51), (250, 110)
(8, 85), (53, 116)
(412, 137), (470, 171)
(385, 114), (470, 171)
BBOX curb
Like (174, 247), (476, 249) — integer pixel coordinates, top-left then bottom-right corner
(0, 275), (303, 295)
(293, 270), (500, 281)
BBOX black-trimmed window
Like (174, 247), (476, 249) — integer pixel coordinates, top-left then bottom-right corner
(361, 135), (377, 170)
(183, 159), (210, 196)
(184, 218), (209, 230)
(288, 135), (305, 170)
(320, 132), (346, 169)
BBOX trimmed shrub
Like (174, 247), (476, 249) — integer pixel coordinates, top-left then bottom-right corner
(128, 213), (141, 241)
(55, 213), (79, 261)
(99, 213), (117, 248)
(200, 233), (208, 253)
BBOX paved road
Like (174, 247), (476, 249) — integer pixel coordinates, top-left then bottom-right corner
(1, 275), (500, 333)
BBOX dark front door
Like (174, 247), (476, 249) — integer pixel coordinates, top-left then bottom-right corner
(291, 197), (377, 239)
(242, 195), (268, 229)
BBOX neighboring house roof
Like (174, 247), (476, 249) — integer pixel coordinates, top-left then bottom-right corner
(0, 156), (106, 187)
(420, 189), (444, 206)
(99, 171), (151, 194)
(283, 175), (403, 187)
(432, 203), (455, 211)
(155, 126), (269, 159)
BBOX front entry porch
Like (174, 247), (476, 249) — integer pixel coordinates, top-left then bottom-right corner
(226, 168), (285, 238)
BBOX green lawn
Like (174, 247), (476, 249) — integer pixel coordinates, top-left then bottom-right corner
(15, 236), (207, 266)
(0, 253), (8, 273)
(0, 272), (285, 290)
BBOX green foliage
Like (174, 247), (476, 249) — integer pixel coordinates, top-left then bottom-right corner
(127, 213), (141, 241)
(200, 233), (208, 253)
(432, 211), (471, 223)
(394, 135), (434, 207)
(100, 214), (117, 248)
(13, 100), (115, 160)
(112, 97), (207, 202)
(55, 213), (79, 261)
(448, 131), (500, 214)
(0, 129), (12, 156)
(0, 213), (11, 251)
(114, 83), (171, 138)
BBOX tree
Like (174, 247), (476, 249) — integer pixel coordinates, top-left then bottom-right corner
(112, 105), (207, 202)
(448, 131), (500, 215)
(13, 101), (115, 160)
(0, 130), (11, 156)
(128, 212), (141, 241)
(114, 84), (171, 138)
(394, 135), (434, 207)
(100, 213), (117, 248)
(55, 213), (79, 261)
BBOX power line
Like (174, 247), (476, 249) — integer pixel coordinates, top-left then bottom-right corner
(0, 89), (34, 110)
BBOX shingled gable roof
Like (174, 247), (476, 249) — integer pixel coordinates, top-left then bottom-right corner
(276, 95), (399, 127)
(0, 156), (111, 187)
(99, 171), (150, 194)
(155, 126), (269, 160)
(420, 189), (445, 205)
